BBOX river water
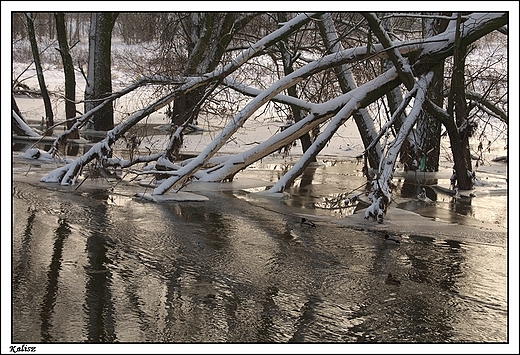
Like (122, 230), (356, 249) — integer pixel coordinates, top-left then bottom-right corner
(10, 142), (509, 347)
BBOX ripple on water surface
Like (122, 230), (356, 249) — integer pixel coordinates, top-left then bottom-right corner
(11, 163), (507, 343)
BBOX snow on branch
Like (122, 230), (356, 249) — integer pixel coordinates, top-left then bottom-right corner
(418, 12), (506, 58)
(222, 78), (316, 112)
(209, 13), (321, 80)
(194, 66), (399, 187)
(12, 110), (41, 137)
(154, 14), (483, 195)
(268, 68), (400, 193)
(381, 13), (468, 21)
(364, 71), (434, 223)
(153, 32), (420, 195)
(364, 85), (418, 154)
(38, 11), (506, 194)
(363, 12), (416, 90)
(153, 43), (396, 194)
(41, 13), (320, 186)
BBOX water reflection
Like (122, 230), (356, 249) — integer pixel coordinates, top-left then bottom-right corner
(437, 240), (464, 293)
(40, 218), (71, 341)
(13, 207), (37, 295)
(395, 180), (485, 227)
(399, 181), (438, 202)
(448, 197), (475, 219)
(314, 192), (366, 217)
(298, 165), (317, 189)
(83, 192), (116, 342)
(11, 159), (507, 344)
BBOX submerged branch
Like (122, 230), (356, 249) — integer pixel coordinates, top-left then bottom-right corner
(364, 72), (434, 223)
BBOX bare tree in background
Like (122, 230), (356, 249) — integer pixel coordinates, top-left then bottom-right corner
(84, 12), (118, 132)
(25, 12), (54, 135)
(55, 12), (78, 140)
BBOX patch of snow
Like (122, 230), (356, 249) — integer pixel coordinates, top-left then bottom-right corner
(22, 148), (65, 163)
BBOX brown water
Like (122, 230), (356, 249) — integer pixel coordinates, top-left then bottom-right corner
(10, 147), (508, 345)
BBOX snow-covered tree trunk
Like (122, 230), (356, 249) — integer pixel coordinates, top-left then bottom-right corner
(153, 14), (351, 195)
(38, 11), (506, 199)
(151, 37), (409, 195)
(13, 110), (40, 137)
(365, 72), (433, 223)
(199, 69), (398, 184)
(12, 93), (40, 137)
(152, 70), (313, 194)
(136, 13), (507, 194)
(42, 13), (321, 185)
(268, 68), (400, 193)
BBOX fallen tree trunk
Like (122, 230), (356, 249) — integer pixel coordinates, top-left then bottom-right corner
(38, 12), (506, 198)
(41, 13), (321, 185)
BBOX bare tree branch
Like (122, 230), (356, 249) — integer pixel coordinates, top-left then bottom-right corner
(466, 90), (507, 124)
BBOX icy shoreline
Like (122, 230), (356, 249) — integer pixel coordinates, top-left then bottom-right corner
(339, 204), (506, 239)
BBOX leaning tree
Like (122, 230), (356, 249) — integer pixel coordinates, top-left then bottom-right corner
(28, 12), (507, 222)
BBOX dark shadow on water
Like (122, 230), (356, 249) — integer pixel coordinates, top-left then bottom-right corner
(83, 191), (116, 342)
(13, 207), (37, 296)
(40, 218), (70, 342)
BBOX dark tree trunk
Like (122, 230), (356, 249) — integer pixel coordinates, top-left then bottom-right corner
(170, 89), (204, 127)
(276, 12), (315, 161)
(415, 13), (449, 172)
(167, 13), (256, 158)
(55, 12), (78, 139)
(85, 13), (118, 132)
(442, 116), (473, 190)
(26, 13), (54, 135)
(448, 14), (473, 190)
